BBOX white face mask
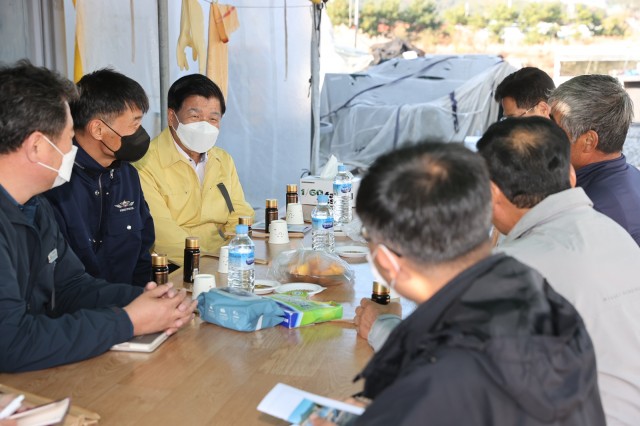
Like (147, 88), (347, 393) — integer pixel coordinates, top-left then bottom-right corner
(37, 136), (77, 189)
(366, 244), (400, 290)
(172, 114), (220, 153)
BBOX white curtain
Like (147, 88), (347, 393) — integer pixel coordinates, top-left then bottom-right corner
(65, 0), (314, 209)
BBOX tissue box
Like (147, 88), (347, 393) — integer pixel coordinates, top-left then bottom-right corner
(267, 294), (343, 328)
(299, 176), (361, 206)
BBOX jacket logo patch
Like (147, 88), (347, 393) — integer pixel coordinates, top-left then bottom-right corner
(115, 200), (135, 212)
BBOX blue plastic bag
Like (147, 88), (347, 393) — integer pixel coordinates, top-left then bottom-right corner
(197, 287), (285, 332)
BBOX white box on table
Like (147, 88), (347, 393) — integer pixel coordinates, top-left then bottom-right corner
(299, 175), (361, 206)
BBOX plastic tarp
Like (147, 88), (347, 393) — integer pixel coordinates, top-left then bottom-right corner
(318, 55), (517, 169)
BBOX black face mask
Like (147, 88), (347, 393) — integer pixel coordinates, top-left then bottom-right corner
(100, 120), (151, 162)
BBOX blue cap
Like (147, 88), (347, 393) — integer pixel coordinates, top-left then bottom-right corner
(338, 164), (346, 172)
(317, 194), (328, 203)
(235, 224), (248, 234)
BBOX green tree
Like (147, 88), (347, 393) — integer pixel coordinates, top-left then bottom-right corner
(443, 4), (468, 26)
(520, 2), (564, 27)
(399, 0), (441, 33)
(574, 4), (605, 32)
(487, 4), (518, 37)
(359, 0), (401, 36)
(467, 13), (489, 30)
(327, 0), (350, 27)
(602, 15), (628, 36)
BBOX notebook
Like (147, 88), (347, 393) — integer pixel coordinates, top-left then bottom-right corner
(110, 332), (169, 353)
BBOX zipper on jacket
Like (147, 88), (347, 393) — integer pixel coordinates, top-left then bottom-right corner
(93, 173), (104, 251)
(25, 224), (43, 313)
(50, 261), (56, 311)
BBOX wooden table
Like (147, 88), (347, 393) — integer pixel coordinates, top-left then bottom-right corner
(0, 236), (409, 425)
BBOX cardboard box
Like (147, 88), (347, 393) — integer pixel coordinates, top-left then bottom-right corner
(299, 175), (361, 206)
(268, 294), (343, 328)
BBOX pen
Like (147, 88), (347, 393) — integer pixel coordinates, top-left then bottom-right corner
(0, 394), (24, 419)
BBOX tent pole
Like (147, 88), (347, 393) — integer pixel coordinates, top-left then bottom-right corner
(157, 0), (169, 130)
(310, 4), (321, 175)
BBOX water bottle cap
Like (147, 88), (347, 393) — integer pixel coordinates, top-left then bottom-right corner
(317, 194), (328, 203)
(235, 224), (248, 234)
(338, 164), (346, 172)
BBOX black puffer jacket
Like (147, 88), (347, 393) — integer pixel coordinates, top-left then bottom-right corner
(355, 254), (605, 425)
(0, 188), (142, 372)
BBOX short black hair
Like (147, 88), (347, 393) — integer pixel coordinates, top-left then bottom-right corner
(70, 68), (149, 129)
(167, 74), (226, 115)
(0, 60), (77, 155)
(477, 117), (572, 209)
(356, 143), (492, 266)
(494, 67), (555, 109)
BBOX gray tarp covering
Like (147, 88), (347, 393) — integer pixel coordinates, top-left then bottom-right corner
(318, 55), (517, 169)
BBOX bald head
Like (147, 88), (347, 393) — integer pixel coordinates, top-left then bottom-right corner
(477, 116), (572, 209)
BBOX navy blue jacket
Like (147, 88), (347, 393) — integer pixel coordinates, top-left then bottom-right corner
(576, 154), (640, 246)
(356, 254), (604, 425)
(0, 186), (143, 372)
(45, 143), (155, 286)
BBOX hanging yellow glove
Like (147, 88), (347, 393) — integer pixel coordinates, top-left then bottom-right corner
(176, 0), (206, 74)
(206, 4), (239, 100)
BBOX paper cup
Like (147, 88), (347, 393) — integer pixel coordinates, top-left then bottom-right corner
(218, 246), (229, 273)
(286, 203), (305, 225)
(268, 219), (290, 244)
(193, 274), (216, 300)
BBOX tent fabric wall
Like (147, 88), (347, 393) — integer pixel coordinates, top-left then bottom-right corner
(0, 0), (67, 72)
(63, 0), (162, 136)
(64, 0), (314, 209)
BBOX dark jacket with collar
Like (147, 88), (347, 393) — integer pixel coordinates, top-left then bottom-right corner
(355, 254), (605, 426)
(576, 154), (640, 246)
(0, 187), (143, 372)
(45, 142), (154, 286)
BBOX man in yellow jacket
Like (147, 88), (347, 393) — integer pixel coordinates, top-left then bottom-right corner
(135, 74), (254, 264)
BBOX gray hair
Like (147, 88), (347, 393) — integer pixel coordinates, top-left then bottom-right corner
(548, 74), (634, 153)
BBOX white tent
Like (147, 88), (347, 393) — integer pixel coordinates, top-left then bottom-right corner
(1, 0), (325, 209)
(0, 1), (515, 205)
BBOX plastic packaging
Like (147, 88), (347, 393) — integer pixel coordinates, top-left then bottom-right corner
(267, 294), (343, 328)
(198, 287), (284, 332)
(268, 248), (355, 287)
(333, 164), (353, 225)
(312, 194), (335, 253)
(228, 224), (255, 292)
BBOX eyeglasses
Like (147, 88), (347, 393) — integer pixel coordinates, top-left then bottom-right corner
(499, 103), (538, 122)
(359, 226), (371, 243)
(359, 226), (403, 257)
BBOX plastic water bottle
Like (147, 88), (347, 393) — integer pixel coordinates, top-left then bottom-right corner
(333, 164), (353, 225)
(228, 224), (255, 292)
(312, 194), (335, 253)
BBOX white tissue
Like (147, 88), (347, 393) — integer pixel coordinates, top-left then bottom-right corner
(319, 155), (339, 179)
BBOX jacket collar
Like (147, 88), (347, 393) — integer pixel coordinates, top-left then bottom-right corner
(576, 153), (627, 186)
(73, 140), (119, 178)
(0, 184), (40, 227)
(504, 187), (592, 243)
